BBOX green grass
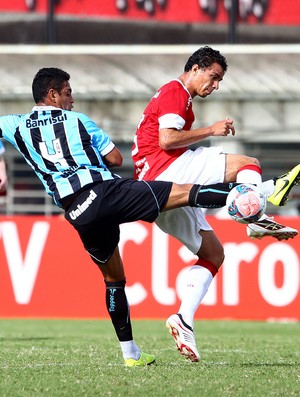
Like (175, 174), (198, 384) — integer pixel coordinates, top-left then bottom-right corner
(0, 319), (299, 397)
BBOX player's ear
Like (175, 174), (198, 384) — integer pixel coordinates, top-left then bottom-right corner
(48, 88), (57, 103)
(192, 64), (200, 75)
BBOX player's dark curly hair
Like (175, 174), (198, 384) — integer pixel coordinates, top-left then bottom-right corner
(184, 46), (228, 73)
(32, 67), (70, 103)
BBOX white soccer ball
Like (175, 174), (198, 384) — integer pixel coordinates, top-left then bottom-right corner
(226, 183), (266, 224)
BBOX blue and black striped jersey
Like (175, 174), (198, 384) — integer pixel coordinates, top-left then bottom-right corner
(0, 106), (118, 206)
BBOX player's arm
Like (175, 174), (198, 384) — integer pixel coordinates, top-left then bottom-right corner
(103, 146), (123, 168)
(0, 154), (8, 192)
(159, 118), (235, 151)
(87, 116), (123, 168)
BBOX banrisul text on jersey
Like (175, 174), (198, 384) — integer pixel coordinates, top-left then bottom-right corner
(26, 113), (67, 128)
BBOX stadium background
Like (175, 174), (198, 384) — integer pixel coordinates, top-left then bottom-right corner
(0, 0), (299, 321)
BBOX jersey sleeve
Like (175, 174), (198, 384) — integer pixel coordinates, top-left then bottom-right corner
(77, 112), (115, 156)
(159, 113), (186, 130)
(0, 114), (22, 141)
(157, 85), (191, 130)
(100, 141), (115, 156)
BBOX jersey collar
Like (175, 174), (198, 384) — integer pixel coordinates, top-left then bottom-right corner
(173, 79), (192, 98)
(32, 105), (61, 111)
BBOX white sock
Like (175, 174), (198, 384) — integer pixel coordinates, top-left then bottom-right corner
(236, 165), (276, 199)
(120, 340), (140, 360)
(236, 165), (276, 205)
(260, 179), (275, 197)
(236, 167), (275, 197)
(178, 265), (214, 329)
(236, 167), (262, 184)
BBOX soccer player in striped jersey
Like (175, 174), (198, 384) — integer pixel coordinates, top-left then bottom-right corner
(0, 67), (248, 366)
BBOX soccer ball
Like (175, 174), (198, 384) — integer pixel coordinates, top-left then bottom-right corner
(226, 184), (266, 224)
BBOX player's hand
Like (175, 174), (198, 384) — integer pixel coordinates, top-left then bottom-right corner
(211, 117), (235, 137)
(225, 117), (235, 136)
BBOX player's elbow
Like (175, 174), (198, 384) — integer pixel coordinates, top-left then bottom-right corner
(104, 148), (123, 167)
(110, 154), (123, 167)
(115, 157), (123, 167)
(159, 138), (173, 151)
(159, 129), (177, 151)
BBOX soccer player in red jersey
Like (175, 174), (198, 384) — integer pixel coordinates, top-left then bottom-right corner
(132, 46), (300, 361)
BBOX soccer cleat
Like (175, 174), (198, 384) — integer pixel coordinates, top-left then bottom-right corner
(166, 313), (200, 362)
(268, 164), (300, 206)
(124, 351), (156, 367)
(247, 214), (298, 241)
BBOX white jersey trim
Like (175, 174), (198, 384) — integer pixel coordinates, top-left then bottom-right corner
(32, 105), (61, 111)
(101, 141), (115, 156)
(158, 113), (185, 130)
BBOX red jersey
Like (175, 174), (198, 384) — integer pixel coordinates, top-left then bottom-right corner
(132, 79), (194, 180)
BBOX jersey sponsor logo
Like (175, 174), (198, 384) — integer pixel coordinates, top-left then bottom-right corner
(26, 114), (67, 129)
(69, 189), (97, 220)
(134, 157), (150, 180)
(61, 165), (81, 178)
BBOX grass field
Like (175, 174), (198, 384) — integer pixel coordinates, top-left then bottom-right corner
(0, 319), (299, 397)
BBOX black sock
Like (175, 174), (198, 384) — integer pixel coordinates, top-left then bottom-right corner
(189, 182), (239, 208)
(105, 280), (133, 342)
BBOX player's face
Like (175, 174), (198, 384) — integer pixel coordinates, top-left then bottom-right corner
(193, 63), (224, 98)
(55, 81), (74, 110)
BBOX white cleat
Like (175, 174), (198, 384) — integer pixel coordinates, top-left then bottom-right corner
(166, 313), (200, 362)
(247, 214), (298, 241)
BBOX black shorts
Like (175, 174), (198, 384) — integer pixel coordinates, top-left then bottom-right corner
(64, 178), (172, 264)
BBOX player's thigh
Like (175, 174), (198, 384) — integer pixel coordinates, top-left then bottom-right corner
(157, 147), (226, 185)
(155, 206), (210, 255)
(119, 179), (172, 223)
(225, 153), (260, 182)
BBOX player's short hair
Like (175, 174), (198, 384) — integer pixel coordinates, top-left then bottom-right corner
(184, 46), (228, 73)
(32, 67), (70, 103)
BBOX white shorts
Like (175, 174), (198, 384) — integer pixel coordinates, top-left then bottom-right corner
(155, 146), (226, 254)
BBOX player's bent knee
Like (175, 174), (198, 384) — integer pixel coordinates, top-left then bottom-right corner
(242, 156), (260, 168)
(207, 252), (224, 268)
(216, 253), (225, 268)
(198, 249), (224, 268)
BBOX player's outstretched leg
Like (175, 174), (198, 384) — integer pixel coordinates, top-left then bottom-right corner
(268, 164), (300, 206)
(166, 313), (200, 362)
